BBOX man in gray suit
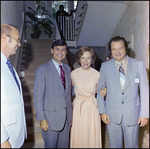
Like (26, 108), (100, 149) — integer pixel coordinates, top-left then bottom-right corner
(33, 39), (72, 148)
(97, 36), (149, 148)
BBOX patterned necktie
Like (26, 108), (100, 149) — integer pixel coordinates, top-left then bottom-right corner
(59, 65), (66, 90)
(118, 63), (126, 90)
(6, 59), (20, 91)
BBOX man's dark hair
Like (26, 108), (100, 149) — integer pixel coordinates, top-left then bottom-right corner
(108, 36), (128, 52)
(51, 39), (68, 49)
(59, 4), (64, 10)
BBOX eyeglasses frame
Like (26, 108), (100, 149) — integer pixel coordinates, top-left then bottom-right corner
(6, 35), (21, 43)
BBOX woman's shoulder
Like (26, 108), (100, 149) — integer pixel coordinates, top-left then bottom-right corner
(90, 68), (100, 79)
(91, 67), (100, 74)
(71, 67), (81, 75)
(71, 67), (81, 72)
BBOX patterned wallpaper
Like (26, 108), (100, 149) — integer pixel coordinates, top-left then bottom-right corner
(110, 1), (149, 69)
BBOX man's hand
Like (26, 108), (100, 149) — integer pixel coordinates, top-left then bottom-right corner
(40, 119), (49, 131)
(1, 140), (11, 148)
(100, 114), (110, 124)
(137, 117), (149, 127)
(100, 87), (107, 97)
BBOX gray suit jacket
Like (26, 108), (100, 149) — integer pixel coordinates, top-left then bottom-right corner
(97, 56), (149, 125)
(34, 60), (72, 131)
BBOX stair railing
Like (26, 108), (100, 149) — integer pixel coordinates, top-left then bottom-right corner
(56, 1), (88, 46)
(74, 2), (88, 43)
(57, 13), (75, 41)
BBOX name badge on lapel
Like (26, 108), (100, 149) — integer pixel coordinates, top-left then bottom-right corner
(135, 78), (140, 83)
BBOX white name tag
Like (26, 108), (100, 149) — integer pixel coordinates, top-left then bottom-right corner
(135, 78), (140, 83)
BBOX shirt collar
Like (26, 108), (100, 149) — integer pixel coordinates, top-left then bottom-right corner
(52, 58), (63, 69)
(1, 52), (8, 64)
(115, 56), (127, 66)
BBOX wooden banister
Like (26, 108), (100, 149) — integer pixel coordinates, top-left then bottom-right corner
(77, 21), (82, 24)
(79, 13), (84, 17)
(81, 4), (86, 9)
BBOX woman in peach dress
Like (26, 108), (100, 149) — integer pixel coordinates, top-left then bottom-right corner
(70, 46), (106, 148)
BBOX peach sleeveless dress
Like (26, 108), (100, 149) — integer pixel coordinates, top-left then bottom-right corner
(70, 67), (102, 148)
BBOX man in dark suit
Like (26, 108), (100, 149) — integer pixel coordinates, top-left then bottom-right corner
(97, 36), (149, 148)
(33, 39), (72, 148)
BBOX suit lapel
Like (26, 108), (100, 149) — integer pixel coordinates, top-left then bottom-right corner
(123, 56), (136, 92)
(6, 66), (21, 94)
(13, 68), (22, 94)
(111, 59), (122, 91)
(63, 65), (69, 96)
(49, 60), (66, 96)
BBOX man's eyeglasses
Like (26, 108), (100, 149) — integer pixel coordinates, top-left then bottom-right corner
(6, 35), (21, 43)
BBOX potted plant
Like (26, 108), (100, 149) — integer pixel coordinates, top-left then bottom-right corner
(41, 18), (54, 38)
(25, 6), (55, 38)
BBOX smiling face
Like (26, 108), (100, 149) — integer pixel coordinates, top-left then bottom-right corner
(111, 40), (126, 62)
(51, 45), (67, 64)
(80, 51), (92, 70)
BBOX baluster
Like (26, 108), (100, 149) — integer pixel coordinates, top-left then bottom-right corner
(68, 17), (70, 39)
(70, 16), (72, 40)
(60, 16), (62, 35)
(63, 16), (65, 39)
(65, 16), (67, 40)
(73, 15), (74, 40)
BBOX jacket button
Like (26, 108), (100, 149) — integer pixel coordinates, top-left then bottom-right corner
(122, 102), (124, 104)
(122, 93), (124, 95)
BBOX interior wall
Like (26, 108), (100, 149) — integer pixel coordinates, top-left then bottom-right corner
(109, 1), (149, 69)
(77, 1), (127, 47)
(1, 1), (26, 66)
(1, 1), (25, 34)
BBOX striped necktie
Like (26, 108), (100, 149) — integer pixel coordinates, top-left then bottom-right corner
(118, 63), (125, 90)
(59, 65), (66, 90)
(6, 59), (20, 91)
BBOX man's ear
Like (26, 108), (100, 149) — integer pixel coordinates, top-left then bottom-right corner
(66, 50), (68, 55)
(1, 35), (7, 44)
(51, 48), (53, 54)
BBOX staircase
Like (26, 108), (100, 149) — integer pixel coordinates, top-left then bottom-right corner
(21, 39), (68, 148)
